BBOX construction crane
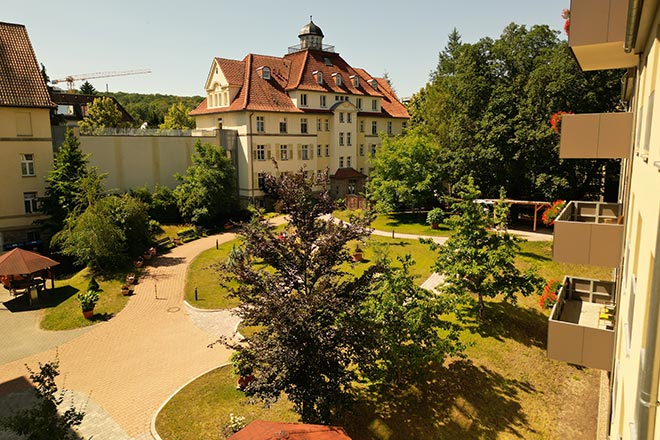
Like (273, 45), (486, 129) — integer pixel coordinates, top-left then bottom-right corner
(51, 68), (151, 92)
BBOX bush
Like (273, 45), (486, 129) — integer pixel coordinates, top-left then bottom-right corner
(426, 208), (445, 226)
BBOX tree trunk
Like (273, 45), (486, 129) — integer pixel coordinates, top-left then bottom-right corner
(478, 293), (485, 319)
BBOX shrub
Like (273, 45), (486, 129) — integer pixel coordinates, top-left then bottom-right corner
(426, 208), (445, 226)
(539, 279), (561, 310)
(542, 200), (566, 226)
(77, 289), (100, 312)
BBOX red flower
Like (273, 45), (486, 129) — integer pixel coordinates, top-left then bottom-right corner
(550, 111), (573, 133)
(539, 279), (561, 310)
(564, 18), (570, 35)
(542, 200), (565, 226)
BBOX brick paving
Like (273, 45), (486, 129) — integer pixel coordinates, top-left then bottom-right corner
(0, 232), (238, 439)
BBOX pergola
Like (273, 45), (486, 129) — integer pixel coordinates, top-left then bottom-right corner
(0, 248), (59, 298)
(479, 199), (552, 232)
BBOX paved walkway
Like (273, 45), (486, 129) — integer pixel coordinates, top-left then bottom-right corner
(0, 233), (238, 439)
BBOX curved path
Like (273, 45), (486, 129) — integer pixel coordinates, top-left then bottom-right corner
(0, 233), (238, 439)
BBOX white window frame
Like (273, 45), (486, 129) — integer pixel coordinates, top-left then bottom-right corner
(371, 121), (377, 135)
(372, 99), (378, 111)
(320, 95), (327, 108)
(339, 113), (344, 123)
(23, 192), (38, 214)
(317, 144), (322, 156)
(21, 154), (35, 176)
(280, 144), (289, 161)
(347, 132), (352, 146)
(339, 132), (344, 146)
(347, 113), (352, 123)
(356, 98), (362, 109)
(301, 118), (308, 134)
(387, 121), (393, 135)
(302, 144), (309, 161)
(339, 156), (344, 168)
(300, 93), (308, 107)
(256, 116), (265, 133)
(257, 172), (266, 189)
(280, 118), (287, 134)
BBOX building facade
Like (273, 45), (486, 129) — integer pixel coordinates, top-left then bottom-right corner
(545, 1), (660, 438)
(0, 22), (55, 251)
(191, 19), (410, 206)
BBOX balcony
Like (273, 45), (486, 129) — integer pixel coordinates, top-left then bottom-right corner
(560, 113), (632, 159)
(553, 201), (623, 267)
(569, 0), (637, 71)
(548, 276), (615, 371)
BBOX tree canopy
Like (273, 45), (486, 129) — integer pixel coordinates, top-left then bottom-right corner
(78, 97), (127, 133)
(159, 101), (195, 129)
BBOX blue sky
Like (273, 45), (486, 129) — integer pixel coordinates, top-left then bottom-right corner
(7, 0), (569, 98)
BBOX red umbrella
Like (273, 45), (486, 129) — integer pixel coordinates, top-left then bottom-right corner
(0, 248), (59, 276)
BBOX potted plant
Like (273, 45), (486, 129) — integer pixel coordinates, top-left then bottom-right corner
(77, 289), (100, 319)
(426, 208), (445, 230)
(134, 257), (144, 268)
(126, 273), (136, 285)
(120, 284), (131, 296)
(352, 244), (364, 262)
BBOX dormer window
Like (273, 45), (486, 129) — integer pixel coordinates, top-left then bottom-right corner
(258, 66), (271, 80)
(333, 73), (342, 86)
(367, 79), (378, 91)
(350, 75), (359, 88)
(313, 70), (323, 84)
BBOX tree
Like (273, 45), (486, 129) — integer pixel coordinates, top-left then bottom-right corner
(360, 254), (464, 385)
(41, 129), (104, 232)
(433, 178), (542, 318)
(79, 80), (97, 95)
(367, 128), (447, 212)
(159, 101), (195, 129)
(1, 357), (84, 440)
(174, 141), (237, 226)
(222, 170), (376, 423)
(78, 96), (125, 133)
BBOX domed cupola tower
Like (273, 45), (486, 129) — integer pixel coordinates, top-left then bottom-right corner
(298, 16), (324, 50)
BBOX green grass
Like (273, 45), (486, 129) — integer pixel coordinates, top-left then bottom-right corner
(155, 365), (298, 440)
(334, 209), (453, 237)
(185, 239), (242, 309)
(39, 267), (132, 330)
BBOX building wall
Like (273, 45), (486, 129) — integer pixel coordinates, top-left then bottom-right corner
(610, 12), (660, 438)
(0, 106), (52, 249)
(79, 133), (219, 192)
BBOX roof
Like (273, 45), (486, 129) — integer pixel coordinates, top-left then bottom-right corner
(50, 92), (135, 123)
(0, 248), (59, 276)
(228, 420), (351, 440)
(299, 19), (324, 38)
(331, 167), (367, 180)
(191, 49), (408, 119)
(0, 22), (54, 109)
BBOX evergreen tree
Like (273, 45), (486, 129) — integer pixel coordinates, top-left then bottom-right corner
(79, 80), (97, 95)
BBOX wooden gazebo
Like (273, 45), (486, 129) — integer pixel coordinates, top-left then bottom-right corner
(0, 248), (59, 296)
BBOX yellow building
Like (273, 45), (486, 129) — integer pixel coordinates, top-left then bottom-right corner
(546, 0), (660, 438)
(191, 19), (410, 206)
(0, 22), (54, 251)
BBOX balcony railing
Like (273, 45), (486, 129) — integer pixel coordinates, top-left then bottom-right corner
(548, 276), (615, 371)
(560, 112), (632, 159)
(553, 201), (624, 267)
(568, 0), (637, 71)
(287, 44), (335, 54)
(79, 127), (217, 137)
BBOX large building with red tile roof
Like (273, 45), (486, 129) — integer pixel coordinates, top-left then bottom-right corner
(0, 22), (55, 251)
(191, 18), (409, 205)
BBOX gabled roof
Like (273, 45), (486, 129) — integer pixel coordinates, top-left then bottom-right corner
(0, 22), (54, 109)
(50, 92), (135, 123)
(331, 167), (367, 180)
(228, 420), (351, 440)
(214, 58), (245, 87)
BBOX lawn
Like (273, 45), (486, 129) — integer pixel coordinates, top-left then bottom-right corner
(334, 209), (453, 236)
(164, 234), (613, 439)
(39, 267), (133, 330)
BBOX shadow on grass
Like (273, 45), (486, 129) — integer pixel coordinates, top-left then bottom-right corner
(518, 251), (551, 262)
(383, 212), (451, 232)
(89, 312), (113, 322)
(460, 301), (548, 349)
(2, 286), (79, 313)
(341, 360), (535, 440)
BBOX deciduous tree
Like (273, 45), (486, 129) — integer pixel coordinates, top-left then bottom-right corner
(78, 96), (126, 133)
(159, 101), (195, 129)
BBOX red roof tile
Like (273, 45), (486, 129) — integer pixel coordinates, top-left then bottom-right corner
(228, 420), (352, 440)
(215, 58), (245, 86)
(0, 22), (54, 108)
(331, 167), (366, 179)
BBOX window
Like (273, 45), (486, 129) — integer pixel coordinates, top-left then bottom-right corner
(347, 132), (352, 146)
(339, 132), (345, 146)
(280, 144), (289, 160)
(359, 120), (364, 133)
(324, 119), (329, 131)
(359, 167), (363, 174)
(371, 144), (377, 156)
(325, 145), (330, 157)
(339, 156), (344, 168)
(280, 118), (287, 133)
(302, 144), (309, 160)
(372, 99), (378, 111)
(257, 172), (266, 189)
(359, 144), (364, 156)
(320, 95), (327, 107)
(314, 71), (323, 84)
(256, 116), (265, 132)
(352, 76), (359, 88)
(317, 118), (321, 131)
(402, 121), (408, 130)
(261, 67), (271, 79)
(387, 121), (393, 135)
(300, 93), (308, 107)
(256, 145), (266, 161)
(317, 144), (322, 156)
(24, 192), (38, 214)
(301, 118), (308, 134)
(356, 98), (362, 109)
(347, 113), (352, 123)
(21, 154), (35, 176)
(339, 112), (344, 123)
(347, 156), (352, 167)
(334, 73), (342, 86)
(371, 121), (377, 135)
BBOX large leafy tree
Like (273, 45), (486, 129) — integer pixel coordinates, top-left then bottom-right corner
(78, 97), (126, 133)
(367, 128), (447, 211)
(41, 129), (104, 232)
(174, 141), (237, 226)
(223, 170), (376, 423)
(159, 101), (195, 129)
(433, 178), (542, 318)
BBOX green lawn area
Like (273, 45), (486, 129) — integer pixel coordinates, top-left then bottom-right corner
(334, 209), (453, 236)
(39, 267), (133, 330)
(155, 365), (298, 440)
(166, 233), (613, 439)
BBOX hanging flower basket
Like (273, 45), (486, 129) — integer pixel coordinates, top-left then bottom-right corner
(550, 111), (573, 133)
(542, 200), (566, 226)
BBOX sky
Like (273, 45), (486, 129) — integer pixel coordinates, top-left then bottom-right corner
(6, 0), (569, 99)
